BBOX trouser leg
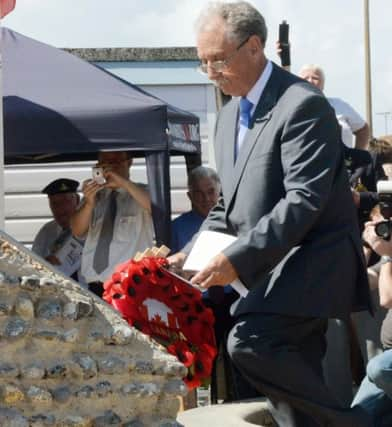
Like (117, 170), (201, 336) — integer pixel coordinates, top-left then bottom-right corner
(322, 318), (354, 406)
(351, 287), (386, 366)
(366, 349), (392, 400)
(204, 289), (259, 401)
(353, 350), (392, 426)
(227, 312), (374, 427)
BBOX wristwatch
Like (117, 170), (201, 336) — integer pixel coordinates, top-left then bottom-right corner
(381, 256), (392, 265)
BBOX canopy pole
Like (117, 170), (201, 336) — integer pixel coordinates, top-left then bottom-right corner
(0, 19), (5, 229)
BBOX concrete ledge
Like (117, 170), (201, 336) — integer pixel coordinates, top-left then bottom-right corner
(177, 398), (276, 427)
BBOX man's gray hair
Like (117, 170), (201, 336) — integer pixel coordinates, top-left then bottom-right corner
(299, 64), (326, 87)
(195, 1), (267, 45)
(188, 166), (221, 191)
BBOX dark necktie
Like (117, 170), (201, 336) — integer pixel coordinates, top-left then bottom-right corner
(93, 191), (117, 274)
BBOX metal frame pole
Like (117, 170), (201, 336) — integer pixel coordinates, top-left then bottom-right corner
(364, 0), (373, 137)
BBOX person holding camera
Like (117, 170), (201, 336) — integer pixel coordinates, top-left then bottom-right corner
(352, 210), (392, 425)
(70, 151), (154, 297)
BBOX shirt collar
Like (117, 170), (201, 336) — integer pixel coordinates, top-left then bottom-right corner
(245, 60), (273, 113)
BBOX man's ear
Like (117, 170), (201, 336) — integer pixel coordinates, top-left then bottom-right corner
(248, 34), (263, 54)
(186, 191), (192, 202)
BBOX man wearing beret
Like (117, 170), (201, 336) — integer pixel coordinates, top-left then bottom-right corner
(32, 178), (82, 279)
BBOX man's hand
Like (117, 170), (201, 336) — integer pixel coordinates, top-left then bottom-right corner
(190, 252), (238, 289)
(45, 254), (61, 265)
(103, 171), (151, 212)
(276, 40), (283, 57)
(363, 221), (392, 257)
(82, 179), (101, 206)
(275, 40), (291, 71)
(167, 252), (187, 275)
(104, 170), (128, 190)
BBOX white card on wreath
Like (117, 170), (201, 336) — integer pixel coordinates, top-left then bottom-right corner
(183, 230), (249, 297)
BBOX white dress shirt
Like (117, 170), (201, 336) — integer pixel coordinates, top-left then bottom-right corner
(328, 97), (366, 148)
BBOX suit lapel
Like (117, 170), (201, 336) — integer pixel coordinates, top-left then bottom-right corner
(218, 100), (238, 191)
(225, 64), (282, 215)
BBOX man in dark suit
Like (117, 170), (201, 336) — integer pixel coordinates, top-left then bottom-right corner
(169, 2), (372, 426)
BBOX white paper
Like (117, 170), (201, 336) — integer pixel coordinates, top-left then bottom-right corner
(183, 230), (249, 297)
(54, 236), (83, 276)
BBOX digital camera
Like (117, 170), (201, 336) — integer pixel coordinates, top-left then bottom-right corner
(375, 181), (392, 240)
(92, 167), (106, 185)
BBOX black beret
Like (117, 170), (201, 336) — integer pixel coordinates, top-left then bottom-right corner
(42, 178), (79, 195)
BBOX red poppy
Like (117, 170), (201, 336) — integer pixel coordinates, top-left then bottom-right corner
(199, 342), (218, 359)
(183, 373), (202, 389)
(114, 260), (131, 274)
(112, 298), (141, 320)
(103, 282), (125, 303)
(194, 346), (215, 376)
(167, 341), (195, 368)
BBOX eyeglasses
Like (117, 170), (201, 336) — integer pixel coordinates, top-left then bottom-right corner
(197, 36), (250, 75)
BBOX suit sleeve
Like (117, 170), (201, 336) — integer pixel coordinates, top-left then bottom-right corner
(223, 93), (343, 286)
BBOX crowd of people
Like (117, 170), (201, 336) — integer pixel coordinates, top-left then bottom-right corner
(31, 1), (392, 426)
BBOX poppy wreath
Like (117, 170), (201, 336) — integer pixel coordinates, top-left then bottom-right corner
(102, 256), (217, 389)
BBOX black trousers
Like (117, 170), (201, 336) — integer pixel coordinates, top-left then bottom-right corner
(227, 312), (374, 427)
(203, 287), (259, 402)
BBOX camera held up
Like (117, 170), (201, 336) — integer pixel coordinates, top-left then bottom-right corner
(92, 167), (106, 185)
(375, 181), (392, 240)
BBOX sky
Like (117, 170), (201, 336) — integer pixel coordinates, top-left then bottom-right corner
(2, 0), (392, 137)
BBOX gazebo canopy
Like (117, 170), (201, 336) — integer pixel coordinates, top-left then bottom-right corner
(1, 27), (202, 245)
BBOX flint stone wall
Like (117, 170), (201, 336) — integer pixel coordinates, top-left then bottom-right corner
(0, 231), (187, 427)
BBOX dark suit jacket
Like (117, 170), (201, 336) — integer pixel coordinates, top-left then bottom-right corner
(195, 63), (371, 319)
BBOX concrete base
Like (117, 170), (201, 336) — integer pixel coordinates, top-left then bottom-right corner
(177, 398), (276, 427)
